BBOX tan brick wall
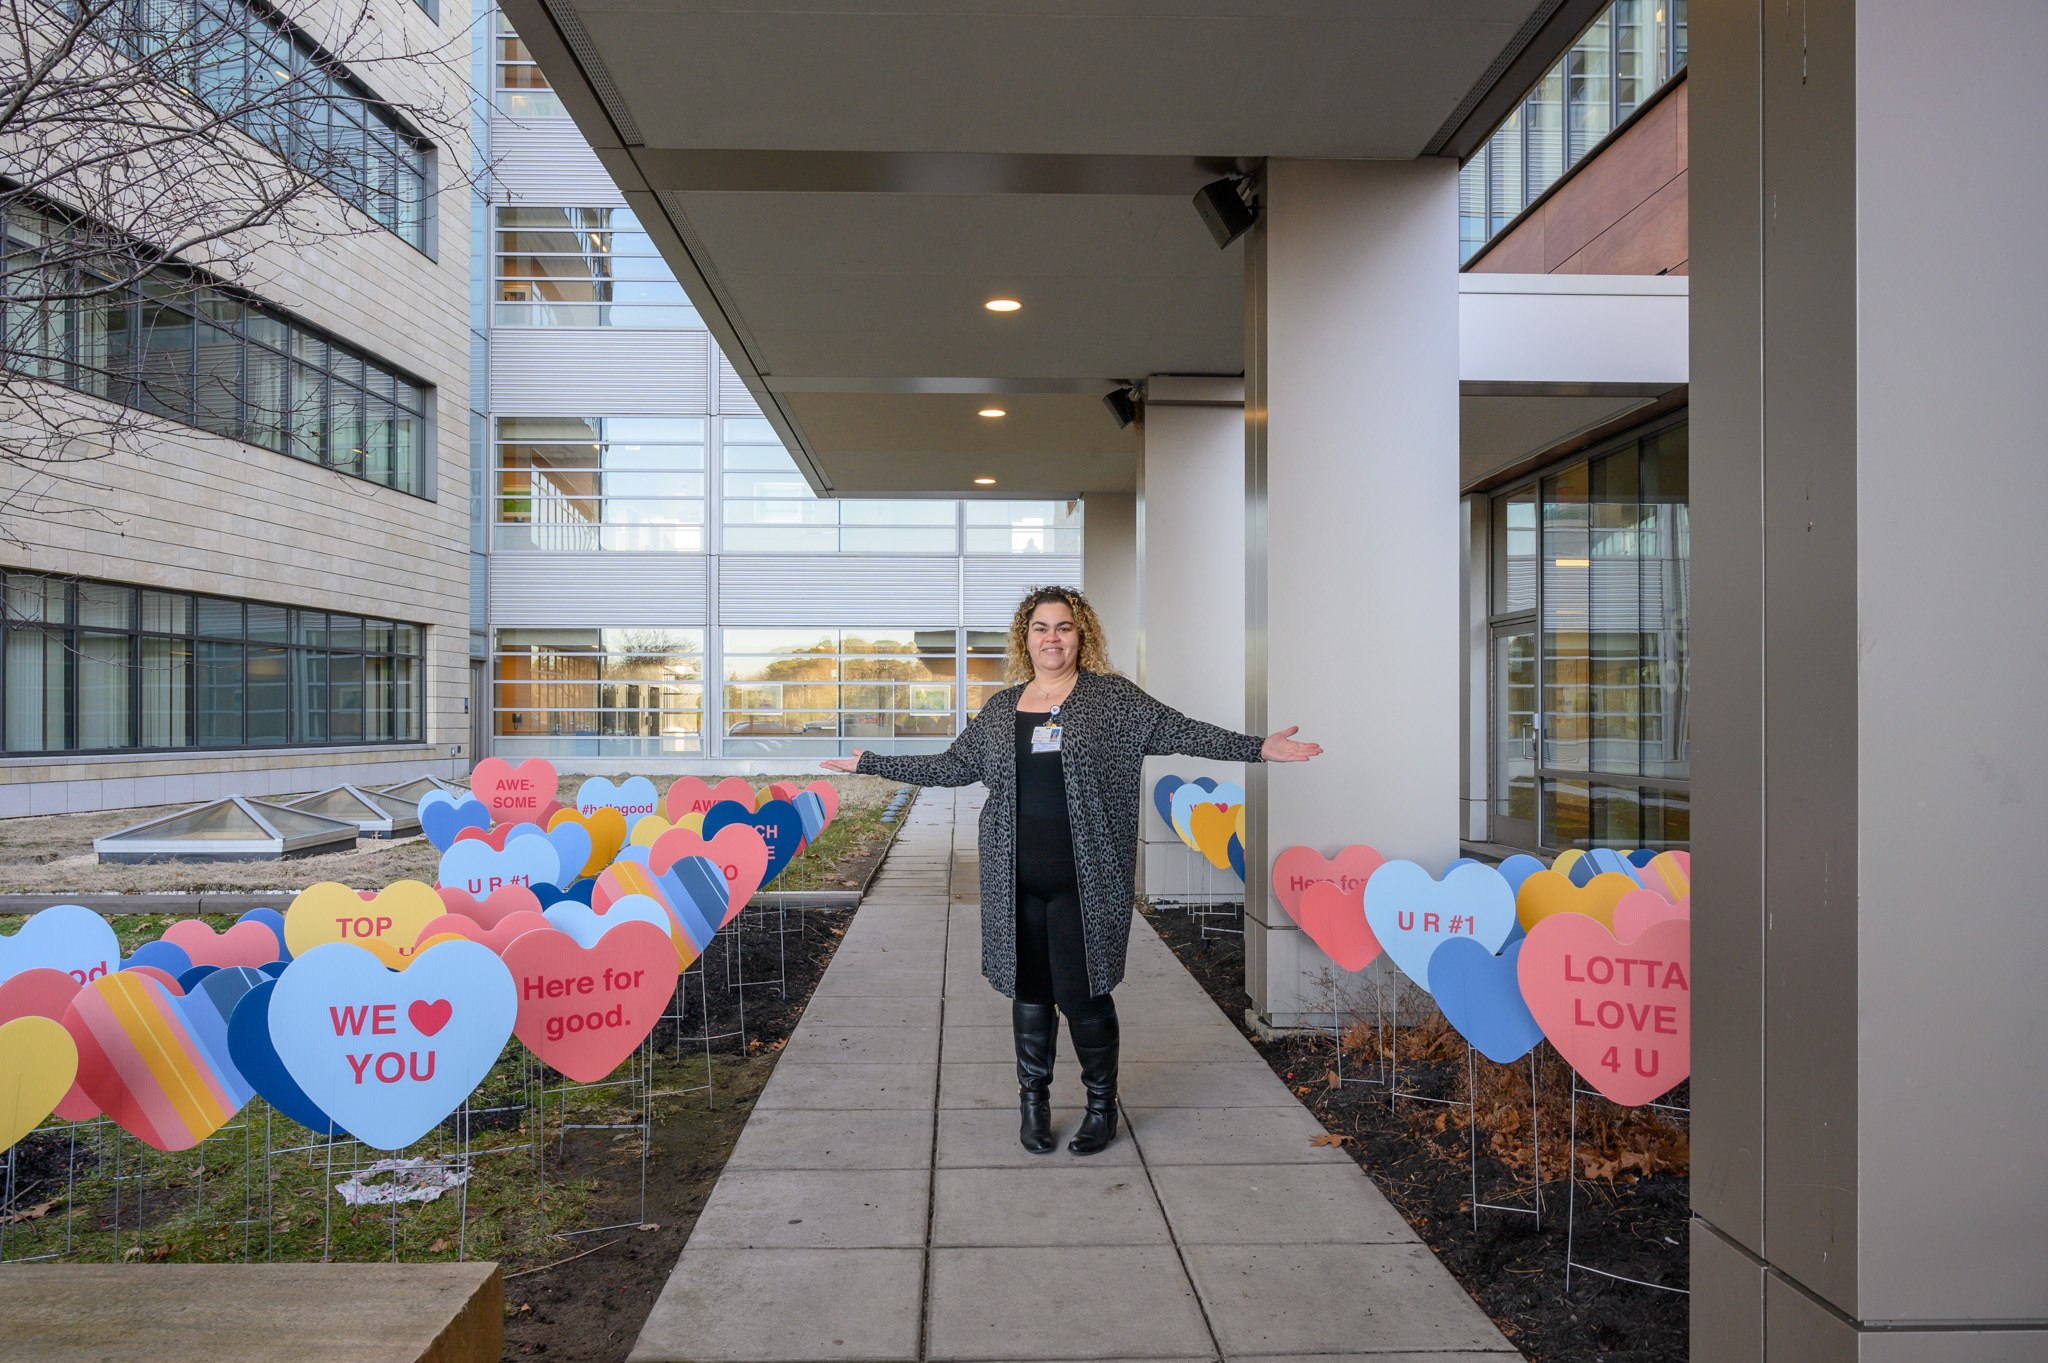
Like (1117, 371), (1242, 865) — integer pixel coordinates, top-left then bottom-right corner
(0, 0), (475, 807)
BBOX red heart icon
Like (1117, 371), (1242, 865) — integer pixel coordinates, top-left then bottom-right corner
(408, 999), (454, 1036)
(1294, 881), (1382, 972)
(1269, 844), (1386, 921)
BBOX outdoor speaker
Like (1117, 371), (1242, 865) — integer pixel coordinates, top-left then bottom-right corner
(1193, 178), (1256, 249)
(1103, 387), (1139, 430)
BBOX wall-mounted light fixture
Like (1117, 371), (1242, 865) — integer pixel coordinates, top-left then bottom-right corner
(1193, 177), (1258, 249)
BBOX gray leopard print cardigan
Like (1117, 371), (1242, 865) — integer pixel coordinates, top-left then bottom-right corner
(856, 670), (1263, 999)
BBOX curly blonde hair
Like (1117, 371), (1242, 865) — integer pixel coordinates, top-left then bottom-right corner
(1005, 585), (1117, 683)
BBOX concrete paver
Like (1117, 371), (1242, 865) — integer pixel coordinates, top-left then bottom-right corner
(631, 788), (1516, 1363)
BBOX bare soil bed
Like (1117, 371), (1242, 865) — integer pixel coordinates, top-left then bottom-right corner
(0, 773), (901, 896)
(1142, 900), (1689, 1363)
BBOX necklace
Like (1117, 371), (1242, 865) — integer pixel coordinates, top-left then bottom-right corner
(1027, 674), (1075, 710)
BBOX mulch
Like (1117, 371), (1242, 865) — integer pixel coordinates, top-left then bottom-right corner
(1141, 901), (1690, 1363)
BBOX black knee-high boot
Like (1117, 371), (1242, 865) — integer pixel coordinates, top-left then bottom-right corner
(1063, 994), (1119, 1155)
(1013, 1000), (1057, 1154)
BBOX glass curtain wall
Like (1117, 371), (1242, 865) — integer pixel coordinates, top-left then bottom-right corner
(494, 417), (706, 550)
(493, 629), (703, 757)
(1, 208), (431, 495)
(1459, 0), (1688, 262)
(721, 629), (957, 756)
(493, 11), (564, 117)
(1, 573), (424, 755)
(494, 208), (700, 327)
(1487, 419), (1688, 850)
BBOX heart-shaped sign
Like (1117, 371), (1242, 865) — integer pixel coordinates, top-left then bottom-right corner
(651, 857), (732, 954)
(801, 781), (840, 829)
(1169, 783), (1243, 851)
(1582, 849), (1644, 885)
(574, 776), (659, 834)
(543, 895), (672, 949)
(793, 790), (828, 843)
(1, 904), (120, 988)
(663, 776), (757, 822)
(1429, 937), (1544, 1064)
(269, 940), (517, 1151)
(453, 822), (537, 851)
(178, 965), (219, 994)
(1151, 775), (1185, 829)
(470, 757), (559, 826)
(190, 966), (268, 1031)
(65, 971), (251, 1150)
(1227, 834), (1245, 882)
(1612, 891), (1689, 945)
(649, 825), (769, 927)
(0, 968), (97, 1120)
(420, 797), (491, 852)
(1518, 914), (1690, 1106)
(1294, 881), (1381, 972)
(438, 836), (562, 900)
(1270, 845), (1386, 922)
(286, 881), (447, 970)
(234, 908), (290, 963)
(548, 807), (625, 878)
(225, 979), (344, 1137)
(1642, 850), (1690, 904)
(1361, 861), (1517, 989)
(1495, 854), (1548, 898)
(436, 882), (545, 929)
(591, 863), (702, 969)
(162, 918), (282, 970)
(533, 878), (596, 908)
(413, 910), (553, 957)
(1551, 849), (1586, 881)
(502, 921), (678, 1083)
(1188, 804), (1237, 871)
(765, 781), (801, 806)
(0, 1016), (78, 1150)
(1514, 870), (1640, 933)
(509, 821), (592, 889)
(702, 799), (804, 884)
(120, 940), (191, 979)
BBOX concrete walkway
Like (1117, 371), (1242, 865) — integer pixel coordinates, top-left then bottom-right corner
(631, 789), (1517, 1363)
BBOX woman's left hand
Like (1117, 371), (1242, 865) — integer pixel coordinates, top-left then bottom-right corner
(1262, 726), (1322, 763)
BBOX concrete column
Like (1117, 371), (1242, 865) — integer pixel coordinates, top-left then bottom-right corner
(1081, 492), (1137, 677)
(1690, 1), (2048, 1355)
(1244, 159), (1461, 1027)
(1136, 376), (1247, 904)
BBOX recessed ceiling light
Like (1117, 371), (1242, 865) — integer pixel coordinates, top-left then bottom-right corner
(984, 299), (1021, 312)
(974, 477), (996, 485)
(978, 408), (1006, 418)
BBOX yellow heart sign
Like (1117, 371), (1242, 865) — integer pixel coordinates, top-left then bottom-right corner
(549, 806), (625, 879)
(0, 1016), (78, 1149)
(1514, 870), (1641, 932)
(285, 880), (446, 969)
(1189, 804), (1238, 871)
(1233, 804), (1247, 844)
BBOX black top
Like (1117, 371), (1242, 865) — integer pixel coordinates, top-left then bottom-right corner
(1014, 710), (1070, 823)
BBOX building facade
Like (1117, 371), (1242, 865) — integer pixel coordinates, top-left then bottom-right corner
(476, 8), (1083, 771)
(0, 0), (476, 814)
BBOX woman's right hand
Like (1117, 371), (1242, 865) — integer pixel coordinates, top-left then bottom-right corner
(819, 750), (865, 773)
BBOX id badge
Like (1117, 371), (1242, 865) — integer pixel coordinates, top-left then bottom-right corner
(1030, 723), (1062, 754)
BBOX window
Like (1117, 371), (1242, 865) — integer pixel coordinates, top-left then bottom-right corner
(0, 573), (423, 755)
(494, 417), (705, 551)
(720, 419), (958, 552)
(964, 500), (1082, 555)
(494, 207), (698, 327)
(116, 0), (431, 249)
(1486, 420), (1688, 852)
(1459, 0), (1687, 263)
(965, 631), (1010, 718)
(493, 629), (703, 756)
(2, 208), (432, 495)
(722, 629), (957, 754)
(494, 12), (564, 118)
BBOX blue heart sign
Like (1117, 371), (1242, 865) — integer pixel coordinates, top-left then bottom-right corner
(1428, 936), (1544, 1064)
(226, 978), (345, 1137)
(702, 799), (804, 884)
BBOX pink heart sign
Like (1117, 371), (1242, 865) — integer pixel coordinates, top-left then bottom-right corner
(801, 781), (840, 829)
(502, 921), (678, 1083)
(1294, 881), (1381, 972)
(0, 968), (99, 1120)
(1517, 914), (1690, 1107)
(1269, 845), (1385, 922)
(414, 911), (552, 957)
(162, 919), (282, 970)
(436, 883), (545, 929)
(663, 776), (756, 823)
(469, 757), (558, 826)
(648, 825), (770, 929)
(1612, 890), (1689, 946)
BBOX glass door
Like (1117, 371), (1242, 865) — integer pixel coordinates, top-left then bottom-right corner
(1492, 627), (1539, 848)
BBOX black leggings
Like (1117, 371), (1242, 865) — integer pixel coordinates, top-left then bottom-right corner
(1014, 817), (1097, 1012)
